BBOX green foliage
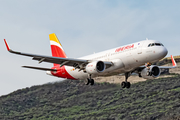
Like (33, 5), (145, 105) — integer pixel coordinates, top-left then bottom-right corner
(0, 76), (180, 119)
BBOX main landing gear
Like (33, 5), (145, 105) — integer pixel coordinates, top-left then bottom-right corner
(86, 74), (94, 85)
(121, 72), (131, 88)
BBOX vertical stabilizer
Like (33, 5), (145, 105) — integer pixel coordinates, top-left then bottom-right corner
(49, 33), (67, 66)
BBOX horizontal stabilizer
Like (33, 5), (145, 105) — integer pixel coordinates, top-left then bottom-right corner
(22, 66), (57, 71)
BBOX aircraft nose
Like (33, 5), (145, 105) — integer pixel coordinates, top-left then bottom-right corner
(163, 47), (168, 56)
(159, 47), (168, 58)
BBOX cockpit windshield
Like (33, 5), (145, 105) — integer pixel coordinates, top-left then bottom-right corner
(148, 43), (164, 47)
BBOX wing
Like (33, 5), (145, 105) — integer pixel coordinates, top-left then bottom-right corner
(4, 39), (113, 69)
(135, 55), (177, 72)
(158, 55), (177, 69)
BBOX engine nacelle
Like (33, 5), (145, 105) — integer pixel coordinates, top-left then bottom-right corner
(85, 61), (106, 74)
(140, 65), (161, 79)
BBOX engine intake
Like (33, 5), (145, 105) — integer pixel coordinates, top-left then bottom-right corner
(85, 61), (106, 74)
(140, 65), (161, 79)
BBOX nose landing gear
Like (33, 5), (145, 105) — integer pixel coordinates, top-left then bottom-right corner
(146, 62), (152, 76)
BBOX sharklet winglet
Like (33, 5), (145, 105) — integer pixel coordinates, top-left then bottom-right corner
(4, 39), (10, 51)
(171, 55), (177, 67)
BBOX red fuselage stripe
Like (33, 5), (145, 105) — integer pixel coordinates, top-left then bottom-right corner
(51, 66), (76, 80)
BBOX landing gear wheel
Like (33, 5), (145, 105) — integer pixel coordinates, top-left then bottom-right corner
(121, 82), (126, 88)
(121, 72), (132, 88)
(121, 82), (131, 88)
(90, 79), (94, 85)
(86, 78), (90, 85)
(86, 78), (94, 85)
(126, 82), (131, 88)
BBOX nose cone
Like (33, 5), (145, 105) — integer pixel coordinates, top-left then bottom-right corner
(163, 47), (168, 57)
(158, 47), (168, 58)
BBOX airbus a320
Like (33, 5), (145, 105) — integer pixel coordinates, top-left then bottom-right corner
(4, 33), (177, 88)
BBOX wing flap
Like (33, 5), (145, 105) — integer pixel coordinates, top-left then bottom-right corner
(32, 56), (88, 66)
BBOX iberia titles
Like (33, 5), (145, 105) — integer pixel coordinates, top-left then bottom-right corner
(115, 44), (134, 52)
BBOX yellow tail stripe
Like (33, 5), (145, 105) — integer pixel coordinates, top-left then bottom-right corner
(49, 33), (62, 47)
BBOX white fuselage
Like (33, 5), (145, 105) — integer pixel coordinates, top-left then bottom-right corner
(61, 40), (168, 80)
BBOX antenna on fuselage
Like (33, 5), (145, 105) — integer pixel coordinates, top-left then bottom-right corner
(146, 38), (148, 40)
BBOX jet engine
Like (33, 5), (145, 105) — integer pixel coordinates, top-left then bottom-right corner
(85, 61), (106, 74)
(140, 65), (161, 79)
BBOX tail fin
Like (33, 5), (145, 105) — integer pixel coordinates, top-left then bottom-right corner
(49, 33), (67, 66)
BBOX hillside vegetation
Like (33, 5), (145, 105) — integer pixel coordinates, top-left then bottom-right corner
(0, 74), (180, 120)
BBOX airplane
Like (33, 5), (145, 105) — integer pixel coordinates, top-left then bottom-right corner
(4, 33), (177, 88)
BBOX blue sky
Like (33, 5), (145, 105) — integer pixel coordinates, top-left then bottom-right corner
(0, 0), (180, 96)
